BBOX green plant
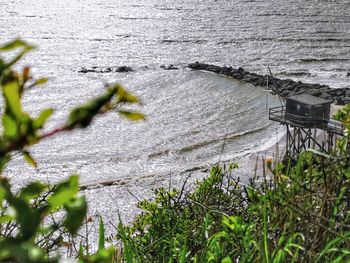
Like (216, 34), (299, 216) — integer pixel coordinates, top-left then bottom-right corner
(117, 121), (350, 262)
(117, 164), (248, 262)
(0, 39), (144, 262)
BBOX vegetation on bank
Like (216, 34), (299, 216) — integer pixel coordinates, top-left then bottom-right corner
(118, 145), (350, 262)
(0, 39), (350, 262)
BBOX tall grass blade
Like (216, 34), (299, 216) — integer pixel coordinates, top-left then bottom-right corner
(98, 216), (105, 251)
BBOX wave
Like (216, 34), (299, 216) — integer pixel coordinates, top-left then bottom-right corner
(298, 58), (350, 63)
(178, 125), (270, 154)
(162, 39), (208, 44)
(278, 71), (313, 77)
(120, 17), (153, 20)
(216, 37), (350, 45)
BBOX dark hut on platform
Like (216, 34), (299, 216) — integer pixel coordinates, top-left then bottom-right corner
(285, 94), (331, 127)
(269, 93), (343, 156)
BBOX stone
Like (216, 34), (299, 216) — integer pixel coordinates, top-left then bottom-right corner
(232, 73), (243, 80)
(160, 64), (179, 70)
(319, 93), (332, 100)
(334, 97), (345, 105)
(78, 67), (93, 73)
(308, 89), (322, 96)
(115, 66), (133, 72)
(237, 67), (245, 73)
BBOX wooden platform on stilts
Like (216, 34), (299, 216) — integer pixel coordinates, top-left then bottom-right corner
(269, 105), (344, 157)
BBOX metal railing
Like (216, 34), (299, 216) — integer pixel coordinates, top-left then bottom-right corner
(269, 106), (344, 135)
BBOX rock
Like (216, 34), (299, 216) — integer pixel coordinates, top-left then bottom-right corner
(188, 62), (202, 69)
(237, 67), (245, 73)
(160, 64), (179, 70)
(308, 89), (322, 96)
(334, 97), (345, 105)
(280, 82), (292, 91)
(344, 98), (350, 104)
(219, 66), (232, 75)
(280, 90), (291, 97)
(255, 77), (267, 87)
(231, 73), (243, 80)
(78, 67), (94, 73)
(79, 66), (133, 73)
(228, 68), (238, 74)
(320, 87), (331, 93)
(208, 65), (221, 73)
(319, 93), (332, 100)
(115, 66), (133, 72)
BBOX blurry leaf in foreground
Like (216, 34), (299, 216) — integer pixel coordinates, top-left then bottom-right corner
(3, 81), (22, 119)
(33, 108), (54, 129)
(119, 110), (146, 121)
(0, 39), (34, 52)
(19, 181), (46, 201)
(30, 77), (49, 88)
(64, 197), (87, 234)
(67, 87), (117, 129)
(48, 175), (79, 211)
(114, 84), (139, 104)
(23, 151), (37, 168)
(2, 115), (18, 138)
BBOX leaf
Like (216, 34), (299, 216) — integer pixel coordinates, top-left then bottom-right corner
(5, 50), (31, 71)
(0, 239), (45, 262)
(0, 39), (34, 52)
(64, 196), (87, 234)
(305, 148), (332, 159)
(116, 86), (139, 104)
(33, 77), (48, 86)
(33, 108), (53, 129)
(0, 215), (13, 224)
(48, 175), (79, 211)
(19, 181), (46, 201)
(119, 110), (146, 121)
(9, 197), (42, 240)
(0, 155), (11, 174)
(2, 115), (18, 138)
(98, 216), (105, 251)
(67, 88), (116, 129)
(117, 213), (134, 263)
(245, 186), (260, 204)
(23, 151), (37, 168)
(0, 187), (5, 203)
(221, 257), (232, 263)
(3, 81), (22, 119)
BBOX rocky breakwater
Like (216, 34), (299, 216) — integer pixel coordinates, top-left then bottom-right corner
(188, 62), (350, 105)
(78, 66), (133, 73)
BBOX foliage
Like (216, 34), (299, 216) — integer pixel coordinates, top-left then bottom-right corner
(0, 39), (144, 262)
(334, 104), (350, 154)
(118, 126), (350, 262)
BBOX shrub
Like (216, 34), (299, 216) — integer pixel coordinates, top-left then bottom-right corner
(118, 126), (350, 262)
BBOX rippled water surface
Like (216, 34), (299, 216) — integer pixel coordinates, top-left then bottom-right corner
(1, 0), (350, 233)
